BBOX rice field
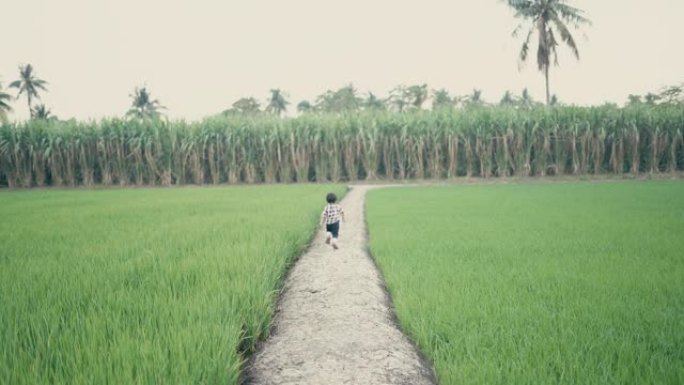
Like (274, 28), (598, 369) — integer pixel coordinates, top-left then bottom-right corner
(367, 181), (684, 385)
(0, 184), (345, 385)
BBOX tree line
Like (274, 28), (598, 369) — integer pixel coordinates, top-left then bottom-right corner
(1, 105), (683, 188)
(1, 0), (596, 122)
(3, 1), (683, 123)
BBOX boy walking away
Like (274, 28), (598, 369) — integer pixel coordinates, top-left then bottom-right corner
(321, 192), (345, 249)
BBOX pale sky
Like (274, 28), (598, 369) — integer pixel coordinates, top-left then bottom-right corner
(2, 0), (683, 121)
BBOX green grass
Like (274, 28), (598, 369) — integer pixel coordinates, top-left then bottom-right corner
(0, 184), (344, 385)
(367, 181), (684, 385)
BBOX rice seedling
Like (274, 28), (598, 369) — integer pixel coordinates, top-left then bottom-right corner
(367, 181), (684, 385)
(0, 184), (345, 385)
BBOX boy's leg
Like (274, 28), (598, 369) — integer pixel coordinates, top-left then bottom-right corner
(331, 222), (340, 249)
(325, 223), (333, 244)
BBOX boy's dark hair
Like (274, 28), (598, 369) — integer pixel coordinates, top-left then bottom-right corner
(326, 192), (337, 203)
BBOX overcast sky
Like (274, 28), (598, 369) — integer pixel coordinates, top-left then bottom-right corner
(2, 0), (683, 121)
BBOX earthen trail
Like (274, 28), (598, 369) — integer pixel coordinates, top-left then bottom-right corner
(247, 185), (436, 385)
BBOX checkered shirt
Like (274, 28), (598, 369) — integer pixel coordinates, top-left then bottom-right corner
(322, 203), (343, 225)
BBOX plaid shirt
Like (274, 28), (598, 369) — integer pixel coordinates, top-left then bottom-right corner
(322, 203), (344, 225)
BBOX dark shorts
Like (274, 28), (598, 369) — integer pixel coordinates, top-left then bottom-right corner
(326, 221), (340, 238)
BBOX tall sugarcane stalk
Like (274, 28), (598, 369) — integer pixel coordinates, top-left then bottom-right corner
(1, 106), (683, 188)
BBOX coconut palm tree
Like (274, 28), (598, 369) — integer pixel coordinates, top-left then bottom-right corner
(0, 82), (12, 123)
(266, 89), (289, 116)
(9, 64), (48, 118)
(549, 94), (559, 106)
(520, 88), (536, 109)
(464, 89), (484, 107)
(364, 92), (386, 111)
(332, 84), (363, 112)
(500, 90), (517, 106)
(407, 84), (428, 109)
(505, 0), (590, 105)
(32, 104), (53, 120)
(388, 86), (411, 112)
(127, 86), (165, 119)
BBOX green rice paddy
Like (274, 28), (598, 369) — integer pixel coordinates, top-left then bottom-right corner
(3, 180), (682, 384)
(0, 184), (344, 385)
(367, 181), (684, 385)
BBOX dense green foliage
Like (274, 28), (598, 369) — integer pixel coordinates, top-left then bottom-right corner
(367, 181), (684, 385)
(0, 184), (345, 385)
(1, 105), (683, 188)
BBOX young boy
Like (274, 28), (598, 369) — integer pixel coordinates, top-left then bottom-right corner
(321, 192), (345, 249)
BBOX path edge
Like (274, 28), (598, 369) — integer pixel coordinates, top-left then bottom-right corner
(362, 186), (439, 385)
(240, 185), (351, 385)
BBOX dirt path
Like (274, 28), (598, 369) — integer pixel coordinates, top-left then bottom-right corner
(246, 185), (436, 385)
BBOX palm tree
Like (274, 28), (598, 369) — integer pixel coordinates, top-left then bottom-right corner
(32, 104), (53, 120)
(364, 92), (386, 111)
(266, 89), (289, 116)
(0, 82), (12, 123)
(520, 88), (536, 109)
(500, 90), (517, 106)
(505, 0), (590, 105)
(465, 89), (484, 107)
(388, 86), (410, 112)
(407, 84), (428, 109)
(127, 86), (165, 119)
(549, 94), (559, 106)
(9, 64), (48, 118)
(333, 84), (363, 112)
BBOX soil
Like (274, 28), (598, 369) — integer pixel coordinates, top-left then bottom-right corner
(245, 185), (436, 385)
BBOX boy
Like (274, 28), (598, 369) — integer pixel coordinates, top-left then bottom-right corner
(321, 192), (345, 249)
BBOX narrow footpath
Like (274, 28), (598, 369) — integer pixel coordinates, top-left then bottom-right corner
(247, 185), (436, 385)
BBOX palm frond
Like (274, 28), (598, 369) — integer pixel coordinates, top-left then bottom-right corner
(548, 28), (560, 65)
(507, 0), (536, 17)
(554, 2), (592, 26)
(33, 80), (48, 91)
(519, 25), (536, 66)
(0, 94), (12, 112)
(551, 12), (580, 59)
(512, 22), (526, 38)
